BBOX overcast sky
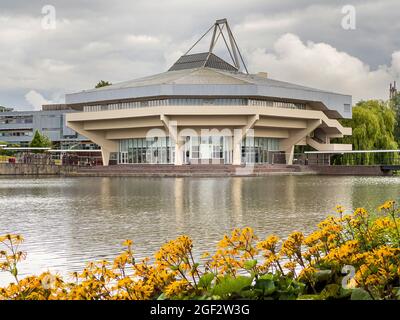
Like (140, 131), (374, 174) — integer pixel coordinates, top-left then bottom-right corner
(1, 0), (399, 110)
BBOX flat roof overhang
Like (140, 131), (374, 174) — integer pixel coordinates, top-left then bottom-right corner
(66, 105), (351, 136)
(66, 83), (352, 119)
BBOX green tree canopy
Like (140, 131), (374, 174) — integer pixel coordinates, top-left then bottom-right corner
(333, 100), (398, 164)
(0, 141), (20, 156)
(29, 130), (52, 151)
(95, 80), (112, 88)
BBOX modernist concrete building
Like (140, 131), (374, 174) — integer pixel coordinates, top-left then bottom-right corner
(66, 19), (352, 166)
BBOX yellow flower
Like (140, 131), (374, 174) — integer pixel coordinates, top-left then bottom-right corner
(164, 280), (189, 298)
(122, 239), (133, 247)
(378, 200), (395, 211)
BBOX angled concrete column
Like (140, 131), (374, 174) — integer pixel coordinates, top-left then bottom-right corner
(174, 139), (184, 166)
(101, 148), (111, 166)
(66, 122), (118, 166)
(242, 114), (259, 139)
(232, 115), (259, 166)
(280, 119), (322, 165)
(284, 145), (294, 165)
(161, 115), (183, 166)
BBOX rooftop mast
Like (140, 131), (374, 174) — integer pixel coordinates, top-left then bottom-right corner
(184, 18), (249, 74)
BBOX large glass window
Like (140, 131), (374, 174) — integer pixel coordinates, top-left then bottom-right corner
(119, 136), (279, 164)
(119, 137), (174, 164)
(241, 137), (279, 164)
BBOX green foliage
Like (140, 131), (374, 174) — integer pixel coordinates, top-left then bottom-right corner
(333, 100), (398, 164)
(0, 141), (20, 156)
(243, 259), (257, 270)
(205, 273), (304, 300)
(212, 275), (253, 299)
(198, 273), (214, 290)
(29, 130), (52, 152)
(0, 106), (12, 112)
(350, 288), (373, 300)
(95, 80), (112, 88)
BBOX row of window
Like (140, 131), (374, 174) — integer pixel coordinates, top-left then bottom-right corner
(83, 98), (307, 112)
(119, 137), (174, 164)
(0, 116), (33, 125)
(118, 136), (280, 164)
(248, 99), (306, 110)
(0, 131), (33, 137)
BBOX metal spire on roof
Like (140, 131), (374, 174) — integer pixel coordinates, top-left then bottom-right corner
(183, 19), (249, 74)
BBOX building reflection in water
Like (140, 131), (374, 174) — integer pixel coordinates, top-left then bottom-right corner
(231, 177), (243, 225)
(174, 178), (185, 230)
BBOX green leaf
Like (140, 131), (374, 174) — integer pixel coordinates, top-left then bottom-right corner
(313, 269), (332, 283)
(351, 288), (373, 300)
(198, 273), (214, 289)
(11, 267), (18, 277)
(259, 274), (274, 281)
(254, 279), (276, 296)
(393, 287), (400, 299)
(297, 294), (321, 300)
(212, 276), (253, 298)
(243, 259), (257, 270)
(157, 293), (166, 300)
(320, 284), (341, 299)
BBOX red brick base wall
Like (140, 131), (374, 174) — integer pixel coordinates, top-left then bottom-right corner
(307, 165), (386, 176)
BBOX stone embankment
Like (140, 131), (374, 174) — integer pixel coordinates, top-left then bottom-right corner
(0, 163), (78, 175)
(0, 163), (392, 177)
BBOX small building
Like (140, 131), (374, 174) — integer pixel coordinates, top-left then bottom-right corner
(66, 19), (353, 166)
(0, 105), (96, 149)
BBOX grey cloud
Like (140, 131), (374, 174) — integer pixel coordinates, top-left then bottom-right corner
(0, 0), (399, 109)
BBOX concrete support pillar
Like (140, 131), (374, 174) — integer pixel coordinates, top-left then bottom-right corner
(101, 148), (111, 166)
(284, 146), (294, 165)
(232, 141), (242, 165)
(232, 131), (242, 165)
(174, 139), (184, 166)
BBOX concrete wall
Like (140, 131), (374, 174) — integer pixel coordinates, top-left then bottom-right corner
(0, 163), (78, 175)
(308, 165), (386, 176)
(0, 163), (389, 176)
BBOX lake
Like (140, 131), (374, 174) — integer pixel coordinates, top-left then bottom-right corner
(0, 175), (399, 284)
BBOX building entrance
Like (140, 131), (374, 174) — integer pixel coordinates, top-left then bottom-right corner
(184, 136), (229, 164)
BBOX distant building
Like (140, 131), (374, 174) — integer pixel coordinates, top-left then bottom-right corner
(0, 106), (13, 113)
(390, 81), (397, 100)
(0, 104), (96, 149)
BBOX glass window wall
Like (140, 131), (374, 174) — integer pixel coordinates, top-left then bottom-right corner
(119, 137), (174, 164)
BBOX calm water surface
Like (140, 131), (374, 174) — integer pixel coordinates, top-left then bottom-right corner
(0, 175), (399, 284)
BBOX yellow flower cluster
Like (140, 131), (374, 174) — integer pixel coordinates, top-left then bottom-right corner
(0, 200), (399, 300)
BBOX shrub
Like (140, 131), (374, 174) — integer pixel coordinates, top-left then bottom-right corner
(0, 201), (399, 300)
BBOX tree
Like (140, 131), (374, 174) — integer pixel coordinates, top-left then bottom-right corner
(29, 130), (52, 152)
(0, 106), (13, 112)
(333, 100), (398, 165)
(95, 80), (112, 88)
(0, 141), (20, 156)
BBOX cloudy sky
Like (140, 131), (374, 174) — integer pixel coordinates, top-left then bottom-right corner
(1, 0), (399, 110)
